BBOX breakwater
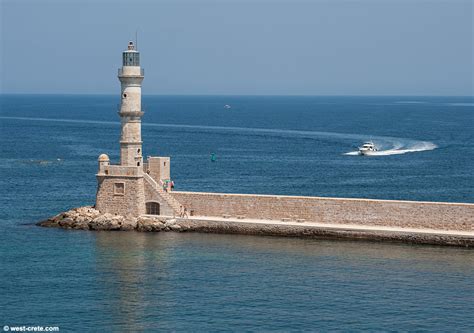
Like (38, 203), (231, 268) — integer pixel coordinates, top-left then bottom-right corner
(38, 205), (474, 247)
(172, 191), (474, 231)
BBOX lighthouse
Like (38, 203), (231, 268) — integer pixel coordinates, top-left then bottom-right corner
(95, 40), (179, 217)
(118, 41), (144, 167)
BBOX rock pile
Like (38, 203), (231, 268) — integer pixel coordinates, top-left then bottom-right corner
(37, 206), (185, 232)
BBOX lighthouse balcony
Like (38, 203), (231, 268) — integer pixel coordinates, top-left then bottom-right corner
(118, 68), (144, 77)
(117, 104), (145, 116)
(118, 110), (144, 117)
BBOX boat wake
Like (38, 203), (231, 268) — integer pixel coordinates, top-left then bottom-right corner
(344, 141), (437, 156)
(0, 116), (438, 157)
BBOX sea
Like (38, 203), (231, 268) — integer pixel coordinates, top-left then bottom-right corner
(1, 95), (473, 331)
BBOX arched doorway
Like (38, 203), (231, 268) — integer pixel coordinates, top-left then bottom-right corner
(146, 202), (160, 215)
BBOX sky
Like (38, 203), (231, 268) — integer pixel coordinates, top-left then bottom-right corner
(0, 0), (472, 95)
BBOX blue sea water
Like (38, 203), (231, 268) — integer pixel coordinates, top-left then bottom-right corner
(1, 95), (473, 331)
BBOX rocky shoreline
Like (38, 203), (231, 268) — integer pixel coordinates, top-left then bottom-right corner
(37, 206), (184, 232)
(37, 206), (474, 247)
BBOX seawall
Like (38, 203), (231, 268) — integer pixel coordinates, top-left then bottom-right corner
(37, 207), (474, 247)
(176, 217), (474, 247)
(37, 192), (474, 247)
(172, 191), (474, 231)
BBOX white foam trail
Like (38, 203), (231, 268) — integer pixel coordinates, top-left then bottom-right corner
(0, 116), (390, 140)
(394, 101), (428, 104)
(344, 141), (437, 156)
(0, 116), (438, 156)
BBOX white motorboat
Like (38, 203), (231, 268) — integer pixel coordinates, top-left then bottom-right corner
(358, 141), (378, 155)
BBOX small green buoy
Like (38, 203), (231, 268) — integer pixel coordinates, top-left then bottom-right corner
(210, 153), (217, 162)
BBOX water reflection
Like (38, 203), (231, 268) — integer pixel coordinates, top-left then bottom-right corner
(93, 232), (474, 331)
(94, 232), (176, 331)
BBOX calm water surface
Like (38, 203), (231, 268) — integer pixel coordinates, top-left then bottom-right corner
(1, 95), (473, 331)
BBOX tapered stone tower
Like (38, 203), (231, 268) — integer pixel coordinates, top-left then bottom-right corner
(119, 41), (144, 167)
(95, 40), (180, 218)
(95, 41), (147, 217)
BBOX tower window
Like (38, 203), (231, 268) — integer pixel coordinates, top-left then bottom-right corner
(137, 162), (140, 166)
(114, 182), (125, 195)
(123, 93), (127, 98)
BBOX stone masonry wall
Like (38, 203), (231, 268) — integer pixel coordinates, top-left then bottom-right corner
(144, 180), (175, 216)
(96, 176), (146, 217)
(172, 191), (474, 231)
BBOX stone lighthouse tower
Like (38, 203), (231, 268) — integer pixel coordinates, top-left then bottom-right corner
(95, 40), (180, 218)
(95, 41), (147, 217)
(119, 41), (144, 167)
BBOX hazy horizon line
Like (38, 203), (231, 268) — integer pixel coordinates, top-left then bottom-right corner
(1, 93), (473, 98)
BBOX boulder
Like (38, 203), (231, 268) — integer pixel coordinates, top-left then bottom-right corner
(164, 219), (177, 227)
(58, 217), (75, 228)
(37, 218), (59, 228)
(136, 216), (165, 232)
(89, 213), (120, 230)
(120, 218), (137, 231)
(169, 224), (181, 231)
